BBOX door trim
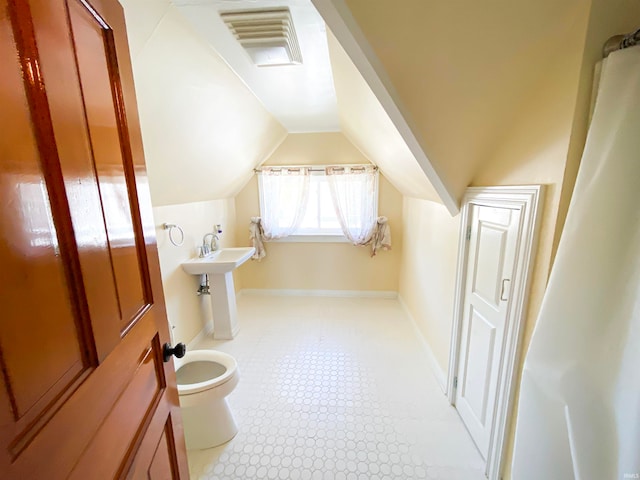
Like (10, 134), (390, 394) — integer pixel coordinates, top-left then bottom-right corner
(447, 185), (544, 480)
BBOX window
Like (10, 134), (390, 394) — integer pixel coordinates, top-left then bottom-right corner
(257, 165), (378, 242)
(296, 173), (343, 236)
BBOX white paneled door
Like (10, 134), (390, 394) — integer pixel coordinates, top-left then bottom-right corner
(455, 204), (521, 460)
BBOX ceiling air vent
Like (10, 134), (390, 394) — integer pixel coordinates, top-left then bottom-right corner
(220, 7), (302, 67)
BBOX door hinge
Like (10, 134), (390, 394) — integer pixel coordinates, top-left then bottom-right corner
(466, 226), (471, 241)
(453, 376), (458, 389)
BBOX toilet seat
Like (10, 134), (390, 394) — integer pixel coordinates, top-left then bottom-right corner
(175, 350), (238, 395)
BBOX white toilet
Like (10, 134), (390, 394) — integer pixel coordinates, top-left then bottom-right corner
(174, 349), (240, 450)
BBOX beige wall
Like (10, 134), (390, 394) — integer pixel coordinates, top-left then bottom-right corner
(338, 0), (589, 204)
(235, 132), (403, 292)
(472, 12), (589, 350)
(393, 1), (640, 477)
(152, 199), (237, 345)
(121, 1), (285, 344)
(326, 30), (441, 202)
(472, 3), (640, 478)
(466, 11), (587, 480)
(397, 0), (589, 388)
(121, 1), (287, 207)
(555, 0), (640, 258)
(398, 198), (460, 373)
(470, 40), (585, 480)
(124, 1), (640, 476)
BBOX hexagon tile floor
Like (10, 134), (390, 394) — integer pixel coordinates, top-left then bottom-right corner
(186, 294), (486, 480)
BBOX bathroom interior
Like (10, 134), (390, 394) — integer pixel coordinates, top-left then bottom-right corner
(118, 0), (640, 479)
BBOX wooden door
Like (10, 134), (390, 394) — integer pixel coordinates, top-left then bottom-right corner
(0, 0), (189, 478)
(454, 204), (521, 459)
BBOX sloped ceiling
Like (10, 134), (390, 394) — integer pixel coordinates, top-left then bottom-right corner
(121, 0), (593, 212)
(327, 30), (440, 202)
(313, 0), (588, 208)
(122, 0), (444, 208)
(172, 0), (340, 133)
(120, 0), (287, 206)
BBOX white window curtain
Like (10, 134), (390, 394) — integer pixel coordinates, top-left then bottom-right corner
(258, 167), (310, 239)
(511, 46), (640, 479)
(326, 165), (378, 245)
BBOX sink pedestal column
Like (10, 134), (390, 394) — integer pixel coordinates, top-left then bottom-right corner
(209, 272), (239, 339)
(180, 247), (255, 339)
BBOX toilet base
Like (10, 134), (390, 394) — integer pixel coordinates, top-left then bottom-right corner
(181, 397), (238, 450)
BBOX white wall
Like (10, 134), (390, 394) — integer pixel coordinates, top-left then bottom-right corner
(152, 199), (236, 344)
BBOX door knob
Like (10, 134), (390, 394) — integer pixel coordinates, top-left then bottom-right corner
(163, 342), (186, 363)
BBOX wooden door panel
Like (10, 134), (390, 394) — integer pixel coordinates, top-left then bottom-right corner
(124, 404), (183, 480)
(0, 0), (95, 461)
(148, 427), (179, 480)
(1, 0), (188, 477)
(4, 312), (157, 478)
(26, 0), (123, 361)
(67, 0), (149, 334)
(69, 328), (166, 479)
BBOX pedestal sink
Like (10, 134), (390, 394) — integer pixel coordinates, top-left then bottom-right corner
(181, 247), (255, 339)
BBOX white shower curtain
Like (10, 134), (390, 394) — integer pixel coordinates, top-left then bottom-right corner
(512, 46), (640, 479)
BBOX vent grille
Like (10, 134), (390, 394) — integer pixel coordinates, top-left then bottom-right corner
(220, 7), (302, 67)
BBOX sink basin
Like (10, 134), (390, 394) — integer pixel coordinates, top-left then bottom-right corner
(181, 247), (255, 339)
(181, 247), (255, 275)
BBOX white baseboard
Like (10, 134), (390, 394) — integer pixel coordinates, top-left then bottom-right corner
(239, 289), (398, 299)
(398, 295), (448, 393)
(186, 323), (213, 350)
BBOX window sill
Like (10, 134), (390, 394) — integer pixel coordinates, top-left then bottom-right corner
(269, 235), (350, 244)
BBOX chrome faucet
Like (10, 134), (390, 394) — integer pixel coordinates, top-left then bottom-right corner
(201, 232), (218, 256)
(200, 225), (222, 257)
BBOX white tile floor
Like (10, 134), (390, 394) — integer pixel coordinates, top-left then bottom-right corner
(186, 294), (485, 480)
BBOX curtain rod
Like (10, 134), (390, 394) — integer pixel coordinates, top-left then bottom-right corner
(254, 164), (378, 173)
(603, 27), (640, 58)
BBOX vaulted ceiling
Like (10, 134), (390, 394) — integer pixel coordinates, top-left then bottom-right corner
(120, 0), (592, 210)
(313, 0), (590, 212)
(172, 0), (340, 133)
